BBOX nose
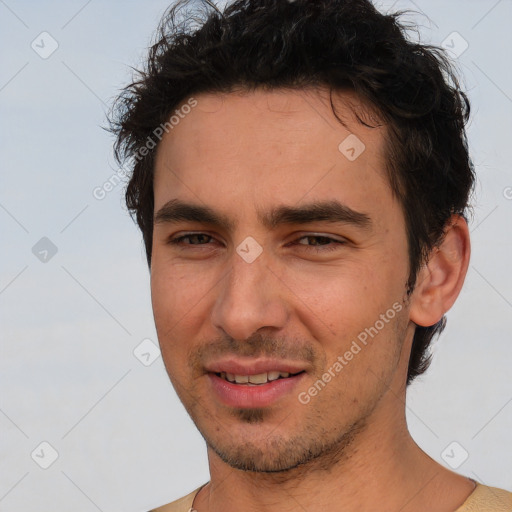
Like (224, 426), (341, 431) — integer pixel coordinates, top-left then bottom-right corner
(210, 246), (289, 341)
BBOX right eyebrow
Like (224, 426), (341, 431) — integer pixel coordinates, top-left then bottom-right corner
(154, 199), (236, 232)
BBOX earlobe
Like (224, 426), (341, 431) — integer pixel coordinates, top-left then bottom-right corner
(409, 215), (471, 328)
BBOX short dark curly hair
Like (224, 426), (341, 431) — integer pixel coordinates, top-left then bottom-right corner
(109, 0), (475, 385)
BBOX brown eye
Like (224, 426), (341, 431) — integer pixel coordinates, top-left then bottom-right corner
(293, 235), (345, 252)
(168, 233), (216, 246)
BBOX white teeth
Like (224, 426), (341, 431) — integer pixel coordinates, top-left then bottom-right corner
(248, 373), (268, 384)
(267, 371), (280, 381)
(219, 371), (297, 384)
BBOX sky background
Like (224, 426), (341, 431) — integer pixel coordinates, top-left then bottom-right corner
(1, 0), (511, 510)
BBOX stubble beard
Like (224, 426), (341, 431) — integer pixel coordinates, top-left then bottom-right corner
(193, 402), (371, 482)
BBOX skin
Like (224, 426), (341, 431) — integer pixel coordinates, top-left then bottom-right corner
(150, 87), (474, 512)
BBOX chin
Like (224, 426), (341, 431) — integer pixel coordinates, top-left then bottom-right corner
(212, 439), (309, 473)
(201, 412), (370, 476)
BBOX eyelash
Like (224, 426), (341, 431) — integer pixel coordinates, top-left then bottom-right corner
(167, 233), (346, 253)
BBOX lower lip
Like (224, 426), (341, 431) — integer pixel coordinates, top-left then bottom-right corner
(208, 373), (305, 408)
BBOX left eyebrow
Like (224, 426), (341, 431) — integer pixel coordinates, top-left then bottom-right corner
(154, 198), (372, 232)
(260, 200), (372, 231)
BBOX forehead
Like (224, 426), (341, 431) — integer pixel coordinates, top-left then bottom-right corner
(153, 87), (391, 220)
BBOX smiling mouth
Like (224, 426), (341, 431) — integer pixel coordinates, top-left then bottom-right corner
(215, 371), (305, 385)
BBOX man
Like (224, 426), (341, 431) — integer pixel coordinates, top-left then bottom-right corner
(110, 0), (512, 510)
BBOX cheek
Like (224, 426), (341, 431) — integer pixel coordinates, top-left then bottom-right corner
(150, 259), (220, 365)
(285, 262), (406, 374)
(150, 264), (193, 359)
(151, 259), (213, 318)
(151, 266), (178, 328)
(281, 261), (391, 330)
(150, 269), (193, 384)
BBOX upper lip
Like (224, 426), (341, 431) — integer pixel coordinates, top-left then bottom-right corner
(205, 358), (307, 376)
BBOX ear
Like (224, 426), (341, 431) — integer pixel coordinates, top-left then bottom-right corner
(409, 214), (471, 327)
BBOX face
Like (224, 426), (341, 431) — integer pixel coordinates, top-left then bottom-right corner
(151, 87), (412, 473)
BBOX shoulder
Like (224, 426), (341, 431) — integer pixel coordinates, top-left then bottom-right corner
(455, 483), (512, 512)
(148, 485), (204, 512)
